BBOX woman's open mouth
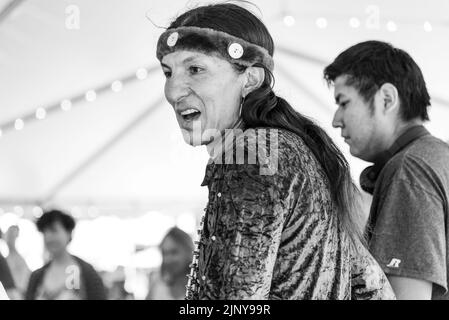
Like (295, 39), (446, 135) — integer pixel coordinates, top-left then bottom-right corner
(180, 108), (201, 122)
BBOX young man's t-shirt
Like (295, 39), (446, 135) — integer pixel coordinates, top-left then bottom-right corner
(367, 133), (449, 299)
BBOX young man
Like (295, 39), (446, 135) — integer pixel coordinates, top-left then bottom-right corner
(324, 40), (449, 300)
(26, 210), (106, 300)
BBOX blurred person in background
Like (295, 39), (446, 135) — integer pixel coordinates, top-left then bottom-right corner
(25, 209), (106, 300)
(107, 266), (134, 300)
(0, 228), (20, 299)
(146, 227), (193, 300)
(5, 225), (31, 298)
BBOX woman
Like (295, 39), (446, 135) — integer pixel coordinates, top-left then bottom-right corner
(25, 210), (106, 300)
(146, 227), (193, 300)
(157, 3), (395, 300)
(0, 229), (20, 300)
(5, 225), (31, 298)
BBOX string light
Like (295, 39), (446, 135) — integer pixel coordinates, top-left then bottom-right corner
(35, 107), (47, 120)
(85, 90), (97, 102)
(349, 17), (360, 28)
(283, 15), (296, 27)
(136, 68), (148, 80)
(14, 206), (24, 216)
(32, 206), (43, 218)
(60, 99), (72, 111)
(111, 80), (123, 92)
(15, 118), (24, 130)
(316, 17), (328, 29)
(386, 20), (398, 32)
(0, 65), (155, 137)
(424, 21), (433, 32)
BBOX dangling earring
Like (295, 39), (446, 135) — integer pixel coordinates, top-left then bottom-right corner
(239, 96), (245, 118)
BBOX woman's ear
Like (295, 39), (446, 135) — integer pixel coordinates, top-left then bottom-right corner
(242, 66), (265, 98)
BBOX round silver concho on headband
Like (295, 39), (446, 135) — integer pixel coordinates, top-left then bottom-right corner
(167, 32), (179, 47)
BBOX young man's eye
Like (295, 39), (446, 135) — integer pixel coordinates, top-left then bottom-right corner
(163, 70), (172, 78)
(340, 101), (349, 108)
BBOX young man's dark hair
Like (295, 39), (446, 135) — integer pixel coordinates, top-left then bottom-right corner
(324, 40), (431, 121)
(36, 209), (76, 233)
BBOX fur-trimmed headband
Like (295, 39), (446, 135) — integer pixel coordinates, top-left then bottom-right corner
(156, 26), (274, 71)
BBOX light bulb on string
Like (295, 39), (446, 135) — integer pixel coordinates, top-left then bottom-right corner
(111, 80), (123, 92)
(136, 68), (148, 80)
(15, 119), (24, 130)
(32, 206), (43, 218)
(14, 206), (24, 217)
(61, 99), (72, 111)
(283, 15), (295, 27)
(85, 90), (97, 102)
(424, 21), (432, 32)
(386, 21), (398, 32)
(35, 107), (46, 120)
(316, 17), (328, 29)
(349, 17), (360, 28)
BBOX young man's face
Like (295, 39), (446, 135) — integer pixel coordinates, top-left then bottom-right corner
(43, 221), (71, 257)
(332, 75), (390, 162)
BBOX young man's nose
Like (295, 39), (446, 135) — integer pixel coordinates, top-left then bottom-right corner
(332, 109), (343, 128)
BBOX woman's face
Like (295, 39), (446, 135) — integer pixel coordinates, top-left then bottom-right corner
(161, 50), (245, 146)
(160, 237), (191, 277)
(43, 222), (71, 257)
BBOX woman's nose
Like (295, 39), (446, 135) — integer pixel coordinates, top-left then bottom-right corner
(165, 73), (190, 105)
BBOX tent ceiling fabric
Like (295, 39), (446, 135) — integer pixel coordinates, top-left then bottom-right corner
(0, 0), (448, 216)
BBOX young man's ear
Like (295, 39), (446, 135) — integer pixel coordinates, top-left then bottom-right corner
(242, 67), (265, 98)
(379, 83), (399, 114)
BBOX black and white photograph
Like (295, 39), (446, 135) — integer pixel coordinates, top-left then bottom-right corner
(0, 0), (449, 308)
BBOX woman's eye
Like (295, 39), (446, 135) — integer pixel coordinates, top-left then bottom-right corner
(189, 66), (203, 74)
(163, 71), (172, 78)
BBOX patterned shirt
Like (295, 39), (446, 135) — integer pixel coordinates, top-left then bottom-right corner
(195, 127), (395, 300)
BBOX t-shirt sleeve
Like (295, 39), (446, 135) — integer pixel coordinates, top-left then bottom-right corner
(0, 254), (15, 290)
(369, 167), (447, 293)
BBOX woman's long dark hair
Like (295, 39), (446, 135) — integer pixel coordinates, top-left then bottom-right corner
(168, 2), (365, 246)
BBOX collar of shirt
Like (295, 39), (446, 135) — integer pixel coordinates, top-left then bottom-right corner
(360, 125), (430, 194)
